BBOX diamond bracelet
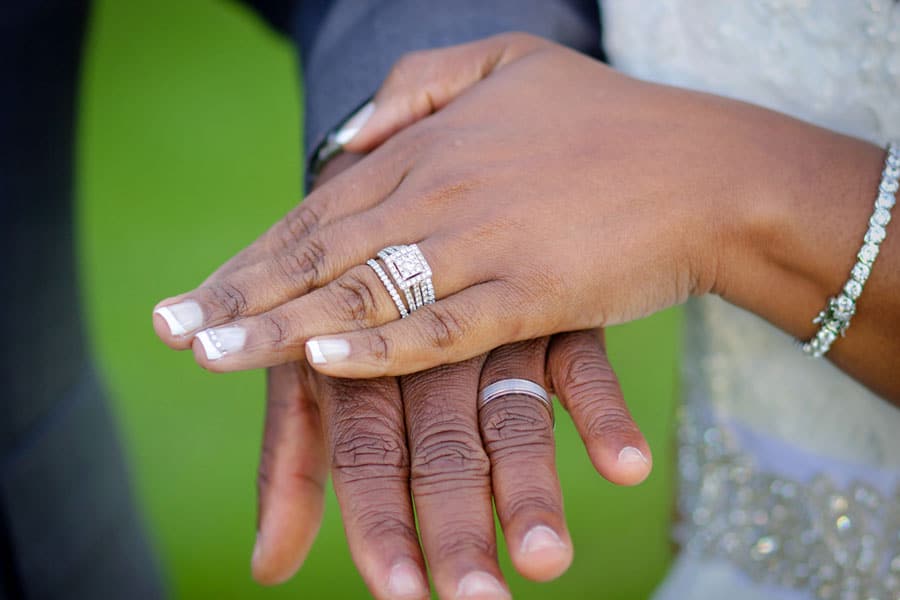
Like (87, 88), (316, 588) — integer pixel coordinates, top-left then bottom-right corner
(801, 141), (898, 357)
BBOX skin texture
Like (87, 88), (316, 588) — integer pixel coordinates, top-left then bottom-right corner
(244, 156), (652, 599)
(154, 33), (899, 403)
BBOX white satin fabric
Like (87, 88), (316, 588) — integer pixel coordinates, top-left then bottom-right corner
(600, 1), (900, 598)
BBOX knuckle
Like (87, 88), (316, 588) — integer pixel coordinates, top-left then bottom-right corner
(209, 281), (249, 319)
(330, 272), (381, 327)
(434, 525), (495, 560)
(353, 506), (418, 543)
(410, 422), (490, 489)
(277, 204), (322, 251)
(330, 395), (408, 483)
(419, 304), (469, 349)
(501, 485), (560, 522)
(261, 313), (296, 351)
(280, 236), (329, 291)
(368, 331), (393, 363)
(582, 405), (638, 441)
(480, 398), (552, 458)
(557, 355), (617, 404)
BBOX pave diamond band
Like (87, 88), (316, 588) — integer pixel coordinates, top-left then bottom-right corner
(479, 378), (555, 426)
(801, 141), (898, 357)
(368, 244), (435, 318)
(366, 259), (409, 319)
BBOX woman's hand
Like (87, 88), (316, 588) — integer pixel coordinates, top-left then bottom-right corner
(153, 33), (725, 374)
(253, 329), (651, 599)
(154, 33), (896, 396)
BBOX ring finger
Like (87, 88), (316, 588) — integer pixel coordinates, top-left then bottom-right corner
(187, 237), (482, 372)
(478, 339), (572, 582)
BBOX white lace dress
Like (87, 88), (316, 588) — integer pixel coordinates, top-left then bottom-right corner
(601, 2), (900, 599)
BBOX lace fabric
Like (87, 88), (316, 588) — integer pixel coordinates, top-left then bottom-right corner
(600, 1), (900, 598)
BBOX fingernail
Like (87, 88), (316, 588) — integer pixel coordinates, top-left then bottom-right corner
(306, 338), (350, 365)
(520, 525), (566, 555)
(252, 530), (263, 565)
(618, 446), (650, 465)
(196, 326), (246, 360)
(456, 572), (510, 600)
(154, 301), (203, 336)
(387, 561), (427, 599)
(333, 101), (375, 145)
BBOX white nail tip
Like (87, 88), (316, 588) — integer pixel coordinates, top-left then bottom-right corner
(618, 446), (650, 465)
(306, 339), (350, 365)
(196, 326), (246, 361)
(154, 301), (203, 336)
(456, 572), (509, 599)
(333, 101), (375, 145)
(520, 525), (565, 555)
(387, 562), (426, 598)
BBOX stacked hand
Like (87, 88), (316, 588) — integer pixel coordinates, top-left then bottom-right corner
(154, 31), (889, 600)
(162, 148), (651, 599)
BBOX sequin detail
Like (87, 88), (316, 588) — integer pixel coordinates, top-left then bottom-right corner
(676, 405), (900, 600)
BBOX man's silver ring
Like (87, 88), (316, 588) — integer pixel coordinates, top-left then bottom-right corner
(479, 378), (554, 426)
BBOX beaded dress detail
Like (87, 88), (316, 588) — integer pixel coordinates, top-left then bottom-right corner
(601, 1), (900, 599)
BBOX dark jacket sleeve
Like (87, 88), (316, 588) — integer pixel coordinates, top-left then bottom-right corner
(290, 0), (602, 162)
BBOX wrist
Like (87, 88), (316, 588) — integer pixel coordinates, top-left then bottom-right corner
(712, 120), (885, 338)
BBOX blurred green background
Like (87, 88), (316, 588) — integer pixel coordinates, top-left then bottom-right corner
(76, 1), (680, 597)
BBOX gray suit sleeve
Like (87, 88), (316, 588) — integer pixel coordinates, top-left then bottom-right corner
(290, 0), (602, 162)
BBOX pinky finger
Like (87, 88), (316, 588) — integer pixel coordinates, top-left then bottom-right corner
(252, 362), (328, 584)
(547, 329), (652, 486)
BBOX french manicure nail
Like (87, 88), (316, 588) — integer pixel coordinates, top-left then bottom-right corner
(154, 300), (203, 336)
(306, 339), (350, 365)
(333, 101), (375, 145)
(618, 446), (650, 465)
(456, 571), (510, 599)
(387, 561), (427, 599)
(196, 326), (246, 360)
(521, 525), (566, 555)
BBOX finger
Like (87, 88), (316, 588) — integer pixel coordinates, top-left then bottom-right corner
(252, 362), (328, 585)
(318, 375), (430, 600)
(188, 238), (478, 372)
(403, 357), (512, 600)
(210, 153), (369, 281)
(339, 33), (550, 154)
(547, 330), (652, 486)
(478, 339), (572, 582)
(152, 138), (418, 347)
(306, 281), (535, 378)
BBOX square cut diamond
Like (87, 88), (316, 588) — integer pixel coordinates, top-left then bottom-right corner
(385, 245), (432, 287)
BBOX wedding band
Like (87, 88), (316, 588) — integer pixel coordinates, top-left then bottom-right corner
(366, 259), (409, 318)
(479, 378), (555, 426)
(376, 244), (435, 313)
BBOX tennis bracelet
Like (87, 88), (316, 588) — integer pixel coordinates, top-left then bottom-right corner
(801, 141), (898, 357)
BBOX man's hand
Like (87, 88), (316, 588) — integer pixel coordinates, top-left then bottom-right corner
(252, 328), (650, 599)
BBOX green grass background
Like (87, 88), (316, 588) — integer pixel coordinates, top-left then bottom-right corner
(76, 1), (680, 597)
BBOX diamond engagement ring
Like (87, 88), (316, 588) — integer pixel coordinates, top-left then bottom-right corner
(479, 378), (555, 426)
(367, 243), (435, 318)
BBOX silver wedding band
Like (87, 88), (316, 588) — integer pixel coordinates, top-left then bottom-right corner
(479, 378), (555, 426)
(367, 243), (435, 318)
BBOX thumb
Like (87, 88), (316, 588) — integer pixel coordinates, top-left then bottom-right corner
(336, 32), (550, 153)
